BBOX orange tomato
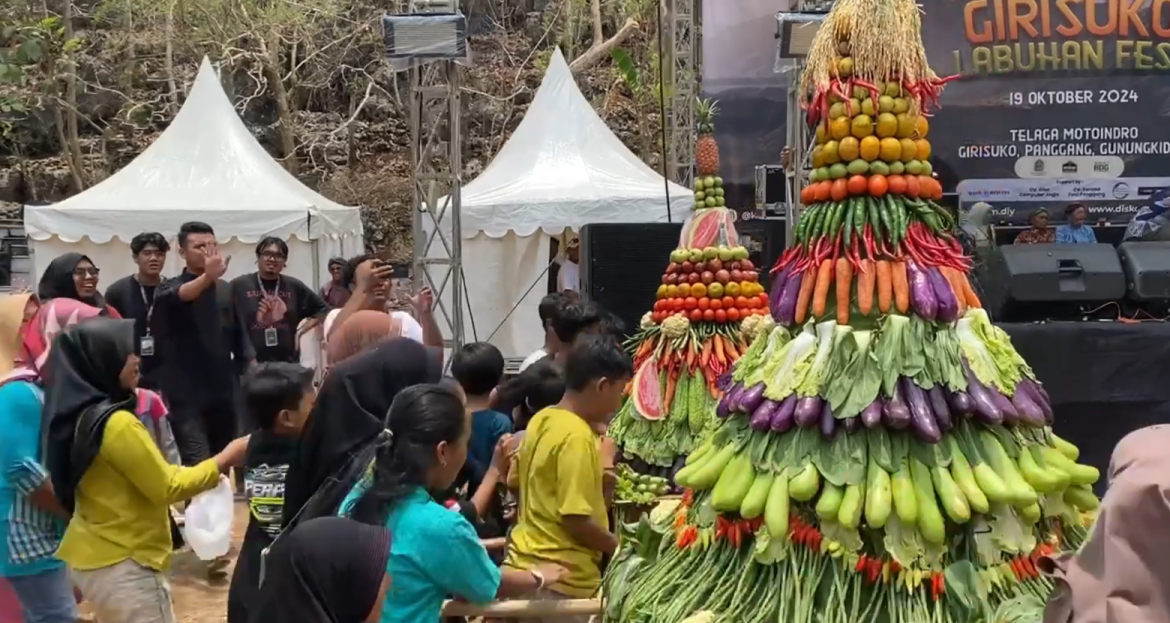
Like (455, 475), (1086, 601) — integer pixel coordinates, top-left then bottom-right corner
(868, 174), (889, 197)
(847, 175), (868, 196)
(723, 296), (736, 309)
(801, 185), (817, 205)
(698, 297), (710, 310)
(814, 180), (833, 202)
(919, 175), (937, 199)
(904, 175), (920, 199)
(714, 309), (728, 323)
(710, 298), (723, 310)
(735, 295), (750, 309)
(887, 174), (907, 195)
(830, 179), (849, 202)
(684, 296), (698, 310)
(759, 293), (770, 306)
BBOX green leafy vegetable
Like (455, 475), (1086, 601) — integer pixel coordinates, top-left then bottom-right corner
(760, 323), (819, 401)
(794, 321), (844, 398)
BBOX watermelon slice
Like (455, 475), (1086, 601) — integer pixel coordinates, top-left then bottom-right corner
(632, 356), (665, 420)
(680, 207), (740, 249)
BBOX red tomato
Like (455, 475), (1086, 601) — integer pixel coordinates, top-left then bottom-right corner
(735, 296), (749, 309)
(653, 311), (664, 322)
(672, 298), (685, 311)
(709, 298), (723, 310)
(759, 293), (770, 306)
(722, 296), (735, 309)
(703, 309), (715, 321)
(698, 297), (710, 311)
(684, 296), (699, 310)
(727, 308), (741, 322)
(714, 309), (728, 323)
(689, 309), (703, 322)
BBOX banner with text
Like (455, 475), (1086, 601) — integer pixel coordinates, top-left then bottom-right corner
(920, 0), (1170, 225)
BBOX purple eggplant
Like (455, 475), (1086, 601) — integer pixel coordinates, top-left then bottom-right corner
(964, 365), (1004, 425)
(819, 402), (838, 439)
(794, 396), (823, 428)
(771, 395), (798, 432)
(906, 261), (938, 321)
(716, 371), (733, 392)
(902, 378), (943, 443)
(861, 400), (883, 428)
(843, 416), (861, 434)
(1009, 391), (1045, 428)
(717, 385), (739, 418)
(750, 399), (780, 431)
(882, 385), (912, 430)
(770, 265), (792, 316)
(948, 391), (974, 417)
(738, 383), (767, 414)
(725, 383), (746, 413)
(989, 389), (1019, 425)
(926, 385), (954, 431)
(775, 271), (803, 325)
(1018, 378), (1053, 424)
(927, 267), (959, 323)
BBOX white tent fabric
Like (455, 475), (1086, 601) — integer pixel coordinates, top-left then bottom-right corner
(25, 57), (364, 287)
(428, 49), (693, 358)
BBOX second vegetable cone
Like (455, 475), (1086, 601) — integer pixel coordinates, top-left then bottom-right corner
(602, 1), (1098, 622)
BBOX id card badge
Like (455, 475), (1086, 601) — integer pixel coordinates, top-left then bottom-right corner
(264, 327), (279, 347)
(140, 335), (155, 357)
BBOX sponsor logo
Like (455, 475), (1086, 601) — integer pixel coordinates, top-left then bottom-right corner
(1033, 159), (1045, 174)
(1093, 161), (1110, 173)
(1061, 161), (1078, 174)
(1112, 182), (1131, 199)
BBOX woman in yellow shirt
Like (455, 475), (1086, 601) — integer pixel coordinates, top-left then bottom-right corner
(43, 318), (249, 623)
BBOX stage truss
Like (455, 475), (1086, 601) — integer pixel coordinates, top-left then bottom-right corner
(666, 0), (698, 189)
(408, 0), (466, 352)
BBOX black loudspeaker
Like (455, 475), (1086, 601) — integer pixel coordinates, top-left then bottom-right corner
(977, 243), (1125, 321)
(580, 222), (684, 338)
(1117, 241), (1170, 302)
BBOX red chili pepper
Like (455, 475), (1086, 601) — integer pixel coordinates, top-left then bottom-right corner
(855, 554), (868, 573)
(851, 78), (881, 102)
(682, 489), (694, 507)
(1009, 557), (1022, 580)
(889, 559), (902, 574)
(933, 74), (961, 86)
(867, 559), (882, 584)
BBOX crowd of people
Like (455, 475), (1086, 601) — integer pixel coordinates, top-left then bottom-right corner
(0, 221), (631, 623)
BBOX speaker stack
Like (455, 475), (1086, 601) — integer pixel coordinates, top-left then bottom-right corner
(579, 222), (684, 338)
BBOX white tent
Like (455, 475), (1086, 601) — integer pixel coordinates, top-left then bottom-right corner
(428, 48), (693, 359)
(25, 57), (364, 288)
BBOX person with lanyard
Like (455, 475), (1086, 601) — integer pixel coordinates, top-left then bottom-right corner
(230, 237), (330, 368)
(105, 232), (170, 389)
(37, 252), (121, 318)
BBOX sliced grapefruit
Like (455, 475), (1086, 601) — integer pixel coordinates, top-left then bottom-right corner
(632, 356), (665, 420)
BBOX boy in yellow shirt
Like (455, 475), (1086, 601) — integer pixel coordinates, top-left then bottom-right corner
(503, 335), (633, 618)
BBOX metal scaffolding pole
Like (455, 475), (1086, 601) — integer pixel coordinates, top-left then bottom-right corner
(666, 0), (697, 189)
(408, 2), (464, 352)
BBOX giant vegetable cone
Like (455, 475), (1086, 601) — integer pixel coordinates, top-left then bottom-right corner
(602, 2), (1100, 621)
(608, 101), (771, 481)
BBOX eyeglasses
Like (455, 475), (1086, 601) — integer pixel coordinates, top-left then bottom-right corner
(73, 267), (100, 277)
(260, 252), (287, 261)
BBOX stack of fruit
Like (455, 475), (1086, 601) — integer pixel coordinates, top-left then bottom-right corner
(650, 245), (769, 326)
(602, 2), (1100, 623)
(615, 463), (674, 505)
(608, 98), (759, 478)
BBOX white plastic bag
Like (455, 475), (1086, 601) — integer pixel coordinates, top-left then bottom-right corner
(184, 476), (234, 560)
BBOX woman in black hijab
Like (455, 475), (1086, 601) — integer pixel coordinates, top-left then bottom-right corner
(282, 337), (443, 529)
(37, 252), (120, 317)
(249, 516), (392, 623)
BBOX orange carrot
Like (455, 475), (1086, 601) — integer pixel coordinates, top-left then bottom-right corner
(685, 345), (696, 370)
(723, 336), (741, 360)
(812, 259), (835, 319)
(699, 339), (713, 369)
(939, 266), (967, 316)
(857, 259), (876, 315)
(835, 258), (853, 325)
(875, 260), (893, 313)
(795, 265), (818, 324)
(713, 334), (726, 364)
(661, 339), (674, 364)
(663, 371), (678, 414)
(636, 339), (654, 360)
(957, 271), (982, 309)
(891, 260), (910, 313)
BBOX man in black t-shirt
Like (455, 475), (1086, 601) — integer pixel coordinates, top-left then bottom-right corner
(152, 221), (244, 465)
(229, 237), (330, 365)
(104, 232), (170, 389)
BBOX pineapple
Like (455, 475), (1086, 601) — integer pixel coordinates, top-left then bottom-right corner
(695, 98), (720, 177)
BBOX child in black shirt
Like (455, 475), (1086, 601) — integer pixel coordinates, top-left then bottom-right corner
(227, 363), (317, 623)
